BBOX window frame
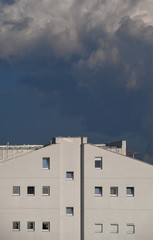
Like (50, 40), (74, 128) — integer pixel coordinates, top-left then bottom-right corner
(42, 158), (50, 170)
(127, 224), (135, 234)
(94, 186), (103, 197)
(110, 186), (118, 197)
(12, 186), (20, 196)
(66, 207), (74, 216)
(66, 171), (74, 180)
(95, 157), (102, 169)
(42, 222), (50, 231)
(27, 186), (35, 196)
(42, 186), (50, 196)
(95, 223), (103, 233)
(126, 187), (134, 197)
(12, 221), (20, 231)
(27, 221), (35, 231)
(110, 224), (119, 233)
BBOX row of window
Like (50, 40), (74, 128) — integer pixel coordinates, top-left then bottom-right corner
(42, 157), (103, 170)
(95, 223), (135, 234)
(12, 221), (135, 234)
(12, 186), (135, 197)
(13, 186), (50, 196)
(13, 221), (50, 231)
(12, 208), (74, 231)
(95, 186), (134, 197)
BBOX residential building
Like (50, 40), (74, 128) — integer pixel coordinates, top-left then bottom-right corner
(0, 137), (153, 240)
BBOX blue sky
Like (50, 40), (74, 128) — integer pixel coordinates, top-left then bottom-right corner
(0, 0), (153, 162)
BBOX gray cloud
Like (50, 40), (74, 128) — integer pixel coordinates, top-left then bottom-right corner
(0, 0), (152, 60)
(3, 17), (33, 31)
(1, 0), (153, 159)
(0, 0), (152, 90)
(1, 0), (16, 5)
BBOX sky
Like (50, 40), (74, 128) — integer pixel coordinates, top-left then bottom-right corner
(0, 0), (153, 162)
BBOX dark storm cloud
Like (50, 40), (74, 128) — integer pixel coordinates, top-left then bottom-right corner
(0, 0), (153, 159)
(1, 0), (16, 5)
(3, 17), (33, 31)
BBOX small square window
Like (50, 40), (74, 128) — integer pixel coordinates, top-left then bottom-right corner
(95, 187), (102, 196)
(126, 187), (134, 196)
(27, 186), (35, 195)
(66, 172), (74, 180)
(95, 224), (103, 233)
(110, 224), (118, 233)
(127, 224), (135, 234)
(42, 222), (50, 231)
(66, 207), (74, 216)
(12, 221), (20, 231)
(42, 186), (50, 196)
(110, 187), (118, 196)
(27, 221), (35, 231)
(13, 186), (20, 195)
(42, 158), (50, 169)
(95, 157), (102, 169)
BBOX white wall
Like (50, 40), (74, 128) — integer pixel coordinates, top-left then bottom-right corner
(56, 137), (82, 240)
(1, 137), (153, 240)
(0, 144), (61, 240)
(0, 137), (84, 240)
(83, 143), (153, 240)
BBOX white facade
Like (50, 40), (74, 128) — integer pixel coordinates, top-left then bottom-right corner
(0, 137), (153, 240)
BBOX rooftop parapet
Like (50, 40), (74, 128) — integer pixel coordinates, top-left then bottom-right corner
(95, 140), (126, 156)
(0, 144), (43, 161)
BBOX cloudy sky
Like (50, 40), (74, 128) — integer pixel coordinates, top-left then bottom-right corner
(1, 0), (153, 162)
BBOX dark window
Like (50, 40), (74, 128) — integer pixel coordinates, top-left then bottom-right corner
(13, 186), (20, 195)
(66, 172), (74, 180)
(13, 221), (20, 230)
(66, 207), (74, 215)
(95, 187), (102, 196)
(110, 187), (118, 196)
(42, 186), (50, 195)
(27, 186), (35, 195)
(126, 187), (134, 196)
(95, 157), (102, 169)
(42, 222), (50, 231)
(27, 221), (35, 231)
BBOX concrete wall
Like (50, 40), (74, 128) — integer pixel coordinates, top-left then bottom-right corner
(0, 144), (60, 240)
(0, 137), (83, 240)
(83, 143), (153, 240)
(56, 137), (82, 240)
(0, 137), (153, 240)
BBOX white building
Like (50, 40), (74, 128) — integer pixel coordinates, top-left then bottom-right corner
(0, 137), (153, 240)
